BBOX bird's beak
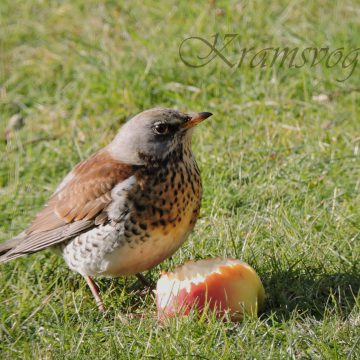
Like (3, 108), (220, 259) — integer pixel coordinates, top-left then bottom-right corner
(181, 112), (213, 129)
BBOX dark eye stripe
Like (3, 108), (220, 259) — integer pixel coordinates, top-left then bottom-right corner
(153, 122), (179, 135)
(167, 123), (180, 132)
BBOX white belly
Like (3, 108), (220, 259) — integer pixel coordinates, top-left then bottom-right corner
(61, 210), (194, 277)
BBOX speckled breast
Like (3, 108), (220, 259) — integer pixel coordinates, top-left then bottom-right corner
(103, 154), (202, 276)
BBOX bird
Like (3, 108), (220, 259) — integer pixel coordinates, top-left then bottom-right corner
(0, 108), (212, 311)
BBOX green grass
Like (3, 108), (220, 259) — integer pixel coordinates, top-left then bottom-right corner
(0, 0), (359, 358)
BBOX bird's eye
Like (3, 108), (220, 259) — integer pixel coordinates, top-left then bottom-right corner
(153, 122), (169, 135)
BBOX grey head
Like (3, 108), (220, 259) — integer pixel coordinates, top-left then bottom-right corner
(107, 108), (212, 165)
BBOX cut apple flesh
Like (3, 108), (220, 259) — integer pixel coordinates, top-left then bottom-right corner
(156, 258), (265, 321)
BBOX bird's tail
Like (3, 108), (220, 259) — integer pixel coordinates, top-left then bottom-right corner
(0, 234), (26, 263)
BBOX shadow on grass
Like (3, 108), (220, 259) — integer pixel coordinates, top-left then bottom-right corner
(262, 267), (360, 321)
(94, 272), (157, 313)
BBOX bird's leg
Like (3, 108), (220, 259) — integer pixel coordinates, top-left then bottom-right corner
(84, 275), (106, 312)
(136, 273), (153, 287)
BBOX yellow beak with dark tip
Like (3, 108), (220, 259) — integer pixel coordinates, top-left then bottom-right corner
(182, 112), (213, 129)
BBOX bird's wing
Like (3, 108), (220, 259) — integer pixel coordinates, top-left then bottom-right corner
(0, 150), (137, 262)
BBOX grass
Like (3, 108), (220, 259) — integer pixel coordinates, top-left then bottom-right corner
(0, 0), (359, 358)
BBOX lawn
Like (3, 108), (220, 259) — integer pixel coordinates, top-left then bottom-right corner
(0, 0), (359, 358)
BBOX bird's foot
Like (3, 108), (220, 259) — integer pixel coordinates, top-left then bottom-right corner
(84, 275), (106, 313)
(136, 273), (153, 288)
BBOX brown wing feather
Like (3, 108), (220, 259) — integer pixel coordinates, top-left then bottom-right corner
(1, 221), (94, 262)
(0, 150), (136, 262)
(26, 150), (135, 234)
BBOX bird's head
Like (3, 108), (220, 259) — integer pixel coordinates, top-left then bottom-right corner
(108, 108), (212, 165)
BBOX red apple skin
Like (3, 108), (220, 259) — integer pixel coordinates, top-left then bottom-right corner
(156, 261), (265, 321)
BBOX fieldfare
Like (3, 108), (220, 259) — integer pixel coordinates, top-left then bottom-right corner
(0, 108), (212, 311)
